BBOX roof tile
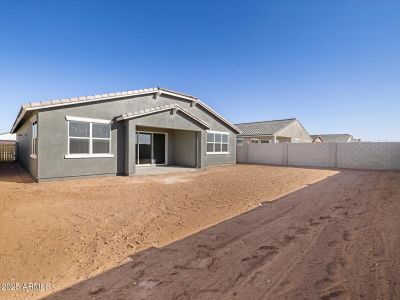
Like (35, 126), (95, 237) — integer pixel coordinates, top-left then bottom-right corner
(235, 119), (296, 136)
(30, 102), (42, 107)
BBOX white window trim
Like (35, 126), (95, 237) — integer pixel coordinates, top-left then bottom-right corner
(65, 117), (112, 159)
(65, 116), (111, 124)
(206, 152), (230, 155)
(65, 153), (114, 159)
(206, 130), (229, 155)
(206, 130), (229, 134)
(31, 119), (38, 158)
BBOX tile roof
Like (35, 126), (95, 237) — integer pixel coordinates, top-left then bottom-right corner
(311, 134), (353, 143)
(21, 87), (189, 110)
(116, 104), (211, 129)
(234, 118), (297, 136)
(11, 87), (240, 134)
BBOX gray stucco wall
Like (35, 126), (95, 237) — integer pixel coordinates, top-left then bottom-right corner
(174, 130), (197, 167)
(16, 112), (38, 180)
(29, 93), (236, 180)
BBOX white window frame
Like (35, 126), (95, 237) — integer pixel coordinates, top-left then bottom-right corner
(65, 116), (113, 159)
(135, 131), (169, 166)
(31, 118), (38, 159)
(206, 130), (229, 155)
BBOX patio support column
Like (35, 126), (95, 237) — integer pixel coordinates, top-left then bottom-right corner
(273, 134), (277, 143)
(196, 131), (204, 168)
(197, 131), (205, 168)
(124, 120), (136, 175)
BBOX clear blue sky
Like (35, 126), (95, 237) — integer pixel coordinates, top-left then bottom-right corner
(1, 1), (399, 141)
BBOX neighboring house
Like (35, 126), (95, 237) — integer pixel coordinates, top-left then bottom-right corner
(311, 134), (360, 143)
(310, 135), (324, 143)
(235, 118), (312, 144)
(0, 132), (16, 144)
(11, 87), (241, 182)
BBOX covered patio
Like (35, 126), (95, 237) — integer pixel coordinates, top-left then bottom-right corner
(117, 104), (210, 175)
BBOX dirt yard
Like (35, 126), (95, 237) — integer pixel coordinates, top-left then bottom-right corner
(0, 163), (399, 300)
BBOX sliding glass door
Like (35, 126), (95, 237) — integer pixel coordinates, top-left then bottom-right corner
(136, 132), (166, 165)
(153, 133), (166, 164)
(137, 132), (152, 165)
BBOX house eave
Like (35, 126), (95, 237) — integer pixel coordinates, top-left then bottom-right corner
(116, 104), (211, 129)
(11, 87), (240, 134)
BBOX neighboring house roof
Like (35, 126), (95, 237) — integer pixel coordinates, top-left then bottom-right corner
(116, 104), (211, 129)
(310, 135), (324, 142)
(0, 132), (16, 141)
(234, 118), (297, 136)
(11, 87), (241, 134)
(312, 134), (354, 143)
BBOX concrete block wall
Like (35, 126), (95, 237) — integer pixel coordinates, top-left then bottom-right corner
(237, 142), (400, 171)
(337, 142), (400, 170)
(236, 144), (247, 164)
(248, 143), (284, 165)
(288, 143), (337, 168)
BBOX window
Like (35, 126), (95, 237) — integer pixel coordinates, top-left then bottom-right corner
(31, 120), (38, 157)
(237, 138), (244, 145)
(66, 116), (112, 158)
(251, 139), (260, 144)
(206, 131), (229, 154)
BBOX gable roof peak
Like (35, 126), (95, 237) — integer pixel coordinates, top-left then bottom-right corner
(234, 118), (298, 136)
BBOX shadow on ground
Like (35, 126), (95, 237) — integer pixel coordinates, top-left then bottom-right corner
(0, 162), (34, 183)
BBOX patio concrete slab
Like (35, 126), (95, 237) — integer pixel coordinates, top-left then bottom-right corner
(135, 165), (198, 176)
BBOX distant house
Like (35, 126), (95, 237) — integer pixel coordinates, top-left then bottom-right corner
(0, 132), (16, 144)
(310, 135), (324, 143)
(311, 134), (360, 143)
(235, 118), (312, 144)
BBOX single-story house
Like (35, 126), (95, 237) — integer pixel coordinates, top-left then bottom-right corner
(234, 118), (312, 144)
(310, 135), (324, 143)
(0, 132), (16, 144)
(10, 87), (241, 182)
(311, 134), (360, 143)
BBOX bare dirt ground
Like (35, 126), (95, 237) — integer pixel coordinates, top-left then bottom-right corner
(0, 163), (399, 300)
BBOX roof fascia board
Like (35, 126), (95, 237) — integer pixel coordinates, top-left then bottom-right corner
(117, 107), (172, 121)
(11, 107), (26, 133)
(118, 107), (211, 129)
(159, 90), (196, 101)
